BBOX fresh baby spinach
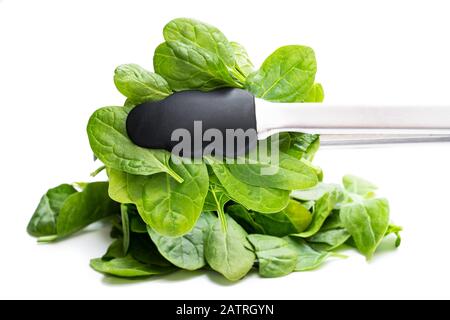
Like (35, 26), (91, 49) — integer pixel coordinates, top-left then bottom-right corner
(90, 255), (175, 278)
(114, 64), (172, 104)
(205, 215), (255, 281)
(87, 106), (183, 182)
(229, 200), (312, 237)
(308, 228), (351, 251)
(28, 17), (402, 282)
(106, 159), (209, 237)
(56, 182), (120, 238)
(230, 42), (254, 77)
(247, 234), (298, 277)
(304, 83), (325, 103)
(207, 158), (290, 213)
(227, 149), (319, 191)
(154, 41), (240, 91)
(284, 237), (331, 271)
(340, 198), (390, 259)
(147, 213), (214, 270)
(293, 190), (340, 238)
(342, 174), (378, 198)
(246, 45), (317, 102)
(27, 184), (77, 237)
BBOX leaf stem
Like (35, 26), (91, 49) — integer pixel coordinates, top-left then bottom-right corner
(166, 167), (184, 183)
(37, 235), (58, 243)
(229, 68), (246, 85)
(90, 165), (106, 177)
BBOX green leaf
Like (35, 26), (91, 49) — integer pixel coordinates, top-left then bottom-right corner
(153, 41), (240, 91)
(291, 183), (341, 201)
(56, 182), (120, 238)
(113, 64), (172, 104)
(147, 212), (213, 270)
(203, 176), (231, 230)
(319, 211), (344, 231)
(247, 234), (297, 278)
(107, 167), (132, 203)
(128, 233), (172, 267)
(257, 201), (311, 236)
(258, 200), (312, 234)
(304, 83), (324, 102)
(308, 228), (351, 251)
(230, 42), (254, 77)
(283, 132), (320, 161)
(292, 190), (339, 238)
(340, 198), (390, 259)
(164, 18), (235, 67)
(90, 256), (175, 278)
(130, 214), (148, 233)
(204, 215), (255, 281)
(120, 204), (131, 254)
(227, 204), (266, 234)
(227, 150), (318, 191)
(206, 158), (290, 213)
(246, 45), (317, 102)
(87, 107), (182, 182)
(385, 223), (403, 247)
(284, 237), (331, 271)
(102, 239), (126, 261)
(27, 184), (77, 237)
(228, 200), (311, 237)
(106, 160), (209, 237)
(342, 175), (378, 198)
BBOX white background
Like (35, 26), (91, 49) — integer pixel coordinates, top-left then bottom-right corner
(1, 0), (450, 299)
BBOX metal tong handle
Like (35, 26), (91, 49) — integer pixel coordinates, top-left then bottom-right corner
(256, 101), (450, 144)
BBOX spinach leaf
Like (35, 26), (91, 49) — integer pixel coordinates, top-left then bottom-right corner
(164, 18), (235, 66)
(319, 210), (344, 231)
(130, 214), (147, 233)
(129, 233), (172, 267)
(304, 83), (324, 102)
(284, 237), (331, 271)
(205, 215), (255, 281)
(292, 190), (339, 238)
(227, 204), (266, 234)
(247, 234), (297, 277)
(206, 158), (290, 213)
(291, 183), (341, 201)
(227, 150), (318, 191)
(228, 200), (311, 237)
(246, 45), (317, 102)
(385, 223), (403, 247)
(102, 239), (126, 260)
(253, 200), (311, 236)
(107, 159), (209, 237)
(153, 41), (240, 91)
(147, 212), (213, 270)
(283, 132), (320, 161)
(340, 198), (390, 259)
(120, 204), (131, 253)
(342, 175), (377, 198)
(308, 228), (351, 251)
(87, 107), (183, 182)
(113, 64), (172, 104)
(107, 167), (132, 203)
(230, 42), (254, 77)
(203, 174), (231, 229)
(261, 200), (312, 234)
(56, 182), (120, 238)
(27, 184), (77, 237)
(90, 255), (175, 278)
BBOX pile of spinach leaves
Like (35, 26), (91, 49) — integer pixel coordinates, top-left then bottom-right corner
(27, 18), (402, 281)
